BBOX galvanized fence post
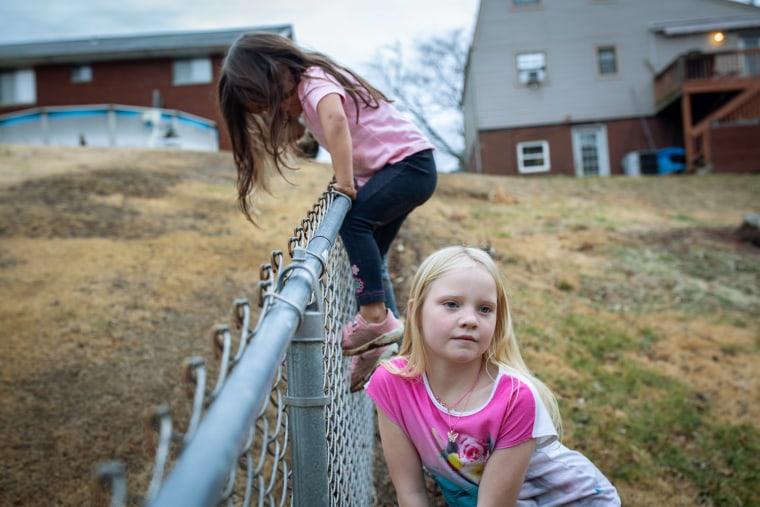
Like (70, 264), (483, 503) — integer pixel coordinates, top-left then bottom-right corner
(286, 306), (330, 507)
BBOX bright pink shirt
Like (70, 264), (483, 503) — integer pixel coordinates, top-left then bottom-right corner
(297, 66), (434, 189)
(366, 358), (557, 490)
(367, 359), (621, 506)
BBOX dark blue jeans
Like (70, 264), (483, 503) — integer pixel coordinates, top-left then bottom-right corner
(340, 149), (437, 309)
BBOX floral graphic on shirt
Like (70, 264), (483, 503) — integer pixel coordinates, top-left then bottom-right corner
(432, 428), (494, 484)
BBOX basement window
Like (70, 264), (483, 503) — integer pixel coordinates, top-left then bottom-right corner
(173, 57), (212, 85)
(517, 140), (550, 173)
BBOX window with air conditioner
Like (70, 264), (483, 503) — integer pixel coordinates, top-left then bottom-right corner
(0, 69), (36, 106)
(172, 57), (212, 85)
(516, 52), (546, 87)
(517, 141), (550, 173)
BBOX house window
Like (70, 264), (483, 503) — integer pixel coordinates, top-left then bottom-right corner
(71, 64), (92, 83)
(740, 36), (760, 75)
(517, 141), (550, 173)
(172, 57), (212, 85)
(741, 36), (760, 49)
(516, 52), (546, 87)
(597, 46), (618, 76)
(0, 69), (36, 106)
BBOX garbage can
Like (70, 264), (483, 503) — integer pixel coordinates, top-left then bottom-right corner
(656, 147), (686, 175)
(622, 150), (658, 176)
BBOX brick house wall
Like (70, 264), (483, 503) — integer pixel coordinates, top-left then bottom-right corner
(0, 27), (297, 152)
(711, 124), (760, 173)
(475, 117), (681, 176)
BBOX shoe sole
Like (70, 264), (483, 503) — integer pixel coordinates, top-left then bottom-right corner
(342, 325), (404, 357)
(349, 343), (399, 393)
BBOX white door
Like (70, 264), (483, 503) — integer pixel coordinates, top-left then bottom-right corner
(572, 125), (610, 177)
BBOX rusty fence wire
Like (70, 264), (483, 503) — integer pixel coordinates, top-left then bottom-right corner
(94, 189), (376, 507)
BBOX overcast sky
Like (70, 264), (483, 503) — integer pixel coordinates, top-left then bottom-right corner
(0, 0), (480, 72)
(2, 0), (759, 72)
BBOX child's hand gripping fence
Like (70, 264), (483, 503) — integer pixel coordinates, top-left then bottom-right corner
(93, 187), (377, 507)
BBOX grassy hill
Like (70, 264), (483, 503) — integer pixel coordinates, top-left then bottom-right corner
(1, 144), (758, 506)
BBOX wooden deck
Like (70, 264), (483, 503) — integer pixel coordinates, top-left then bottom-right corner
(654, 49), (760, 171)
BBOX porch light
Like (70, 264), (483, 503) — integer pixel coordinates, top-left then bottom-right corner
(711, 31), (725, 44)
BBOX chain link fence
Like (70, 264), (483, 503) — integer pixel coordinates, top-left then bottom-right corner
(93, 188), (377, 506)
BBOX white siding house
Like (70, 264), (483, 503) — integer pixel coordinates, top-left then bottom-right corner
(463, 0), (760, 176)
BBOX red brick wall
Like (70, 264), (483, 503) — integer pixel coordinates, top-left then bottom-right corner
(711, 124), (760, 173)
(477, 125), (573, 176)
(473, 116), (680, 176)
(605, 117), (680, 173)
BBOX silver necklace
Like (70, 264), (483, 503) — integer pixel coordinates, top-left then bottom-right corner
(433, 364), (483, 447)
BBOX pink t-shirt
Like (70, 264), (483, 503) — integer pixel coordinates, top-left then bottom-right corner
(367, 359), (621, 506)
(366, 358), (557, 491)
(297, 66), (434, 189)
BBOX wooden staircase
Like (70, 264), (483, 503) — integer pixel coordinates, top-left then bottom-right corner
(683, 83), (760, 171)
(655, 49), (760, 172)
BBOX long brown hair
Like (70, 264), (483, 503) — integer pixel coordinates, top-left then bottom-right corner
(218, 32), (391, 222)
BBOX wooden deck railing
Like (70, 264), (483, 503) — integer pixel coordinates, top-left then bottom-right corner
(654, 48), (760, 111)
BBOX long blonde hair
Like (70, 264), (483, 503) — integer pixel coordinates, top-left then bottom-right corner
(392, 246), (563, 435)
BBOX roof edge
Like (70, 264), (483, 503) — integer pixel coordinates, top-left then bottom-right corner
(650, 15), (760, 35)
(0, 24), (294, 68)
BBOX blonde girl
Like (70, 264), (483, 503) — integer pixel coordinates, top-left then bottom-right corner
(366, 246), (620, 506)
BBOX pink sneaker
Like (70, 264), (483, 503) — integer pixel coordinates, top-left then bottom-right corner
(349, 343), (399, 393)
(341, 310), (403, 356)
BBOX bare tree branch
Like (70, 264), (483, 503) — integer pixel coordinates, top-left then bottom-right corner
(366, 29), (469, 171)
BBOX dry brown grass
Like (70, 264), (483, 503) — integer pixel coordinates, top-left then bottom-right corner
(1, 144), (758, 506)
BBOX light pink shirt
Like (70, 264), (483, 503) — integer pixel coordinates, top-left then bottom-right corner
(297, 66), (434, 189)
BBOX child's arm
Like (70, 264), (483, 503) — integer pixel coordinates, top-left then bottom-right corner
(376, 408), (429, 507)
(477, 439), (535, 506)
(316, 93), (355, 198)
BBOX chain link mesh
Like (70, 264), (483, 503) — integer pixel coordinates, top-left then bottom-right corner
(94, 188), (376, 507)
(322, 237), (376, 506)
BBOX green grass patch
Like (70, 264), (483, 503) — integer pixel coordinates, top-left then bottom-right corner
(561, 313), (635, 365)
(673, 213), (698, 223)
(552, 314), (760, 505)
(587, 238), (760, 321)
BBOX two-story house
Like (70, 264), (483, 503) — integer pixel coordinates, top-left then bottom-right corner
(0, 24), (292, 151)
(463, 0), (760, 176)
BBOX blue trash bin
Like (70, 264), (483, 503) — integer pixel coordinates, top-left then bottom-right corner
(656, 147), (686, 175)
